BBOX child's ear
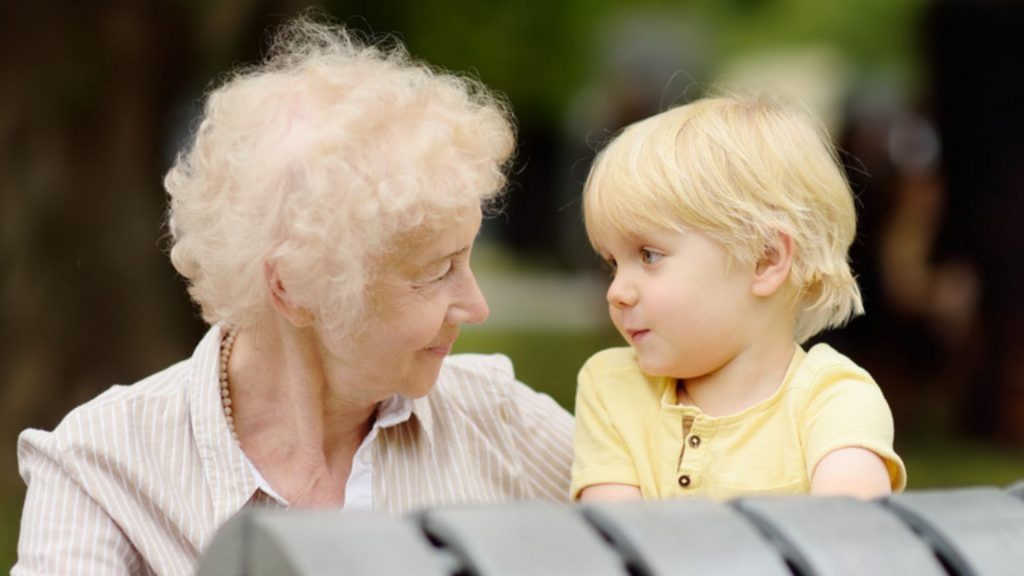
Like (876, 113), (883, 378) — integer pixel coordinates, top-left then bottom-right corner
(264, 261), (315, 328)
(752, 232), (794, 297)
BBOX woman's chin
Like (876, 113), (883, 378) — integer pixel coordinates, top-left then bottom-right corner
(402, 381), (437, 399)
(399, 357), (445, 398)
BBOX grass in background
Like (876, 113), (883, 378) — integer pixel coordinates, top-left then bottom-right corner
(1, 487), (22, 573)
(900, 438), (1024, 490)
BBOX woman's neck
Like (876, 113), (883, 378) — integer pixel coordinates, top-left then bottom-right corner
(227, 322), (381, 506)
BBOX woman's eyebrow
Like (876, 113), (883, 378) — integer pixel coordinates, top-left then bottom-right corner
(425, 245), (471, 266)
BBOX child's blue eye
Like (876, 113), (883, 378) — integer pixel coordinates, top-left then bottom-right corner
(640, 248), (663, 264)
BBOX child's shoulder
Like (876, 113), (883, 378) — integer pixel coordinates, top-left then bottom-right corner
(578, 347), (666, 404)
(795, 342), (876, 389)
(580, 346), (666, 387)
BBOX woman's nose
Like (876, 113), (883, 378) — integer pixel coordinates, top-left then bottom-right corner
(449, 270), (490, 325)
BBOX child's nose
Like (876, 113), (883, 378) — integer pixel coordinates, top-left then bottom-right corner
(606, 274), (638, 309)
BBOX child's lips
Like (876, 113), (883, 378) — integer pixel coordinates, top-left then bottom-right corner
(626, 328), (650, 342)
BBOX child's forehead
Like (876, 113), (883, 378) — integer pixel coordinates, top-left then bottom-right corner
(590, 219), (687, 250)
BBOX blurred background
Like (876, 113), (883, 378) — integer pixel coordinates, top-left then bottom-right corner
(3, 0), (1024, 568)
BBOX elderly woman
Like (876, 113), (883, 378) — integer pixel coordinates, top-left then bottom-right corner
(15, 17), (573, 574)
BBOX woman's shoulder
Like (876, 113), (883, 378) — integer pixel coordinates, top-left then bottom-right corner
(428, 353), (571, 439)
(434, 353), (516, 401)
(442, 352), (516, 380)
(73, 359), (191, 419)
(19, 359), (193, 459)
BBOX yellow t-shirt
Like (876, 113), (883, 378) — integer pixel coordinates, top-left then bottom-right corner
(571, 344), (906, 501)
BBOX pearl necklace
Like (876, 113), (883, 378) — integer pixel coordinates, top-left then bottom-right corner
(219, 327), (239, 441)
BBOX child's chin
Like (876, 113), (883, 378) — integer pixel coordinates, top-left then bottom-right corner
(636, 356), (672, 378)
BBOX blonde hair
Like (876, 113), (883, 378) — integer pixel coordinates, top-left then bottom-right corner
(165, 15), (515, 333)
(583, 94), (862, 342)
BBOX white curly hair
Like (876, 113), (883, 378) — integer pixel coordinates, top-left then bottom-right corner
(165, 15), (515, 334)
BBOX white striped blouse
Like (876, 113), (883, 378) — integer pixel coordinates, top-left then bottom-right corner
(14, 326), (575, 575)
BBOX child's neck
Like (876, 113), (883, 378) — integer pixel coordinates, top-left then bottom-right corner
(677, 337), (797, 417)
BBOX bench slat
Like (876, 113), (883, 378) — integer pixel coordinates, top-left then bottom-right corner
(734, 496), (946, 576)
(883, 487), (1024, 576)
(582, 499), (790, 576)
(419, 502), (626, 576)
(196, 509), (451, 576)
(1008, 481), (1024, 500)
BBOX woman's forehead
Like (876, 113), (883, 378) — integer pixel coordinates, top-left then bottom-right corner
(384, 207), (482, 268)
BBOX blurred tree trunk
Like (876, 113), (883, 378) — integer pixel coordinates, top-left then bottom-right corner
(0, 1), (197, 493)
(0, 0), (316, 494)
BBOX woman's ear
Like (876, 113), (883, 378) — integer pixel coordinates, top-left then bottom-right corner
(264, 261), (314, 327)
(752, 232), (794, 297)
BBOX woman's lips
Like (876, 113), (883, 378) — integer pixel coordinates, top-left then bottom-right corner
(425, 341), (455, 357)
(425, 329), (460, 357)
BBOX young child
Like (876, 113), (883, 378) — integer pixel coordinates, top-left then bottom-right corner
(572, 94), (906, 502)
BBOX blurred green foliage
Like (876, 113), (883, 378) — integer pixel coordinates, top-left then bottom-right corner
(903, 440), (1024, 489)
(691, 0), (926, 74)
(2, 494), (21, 573)
(330, 0), (927, 120)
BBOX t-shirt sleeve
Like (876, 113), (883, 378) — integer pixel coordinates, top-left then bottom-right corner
(802, 374), (907, 491)
(570, 356), (640, 499)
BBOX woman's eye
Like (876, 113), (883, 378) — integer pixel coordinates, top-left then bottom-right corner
(415, 262), (453, 287)
(431, 263), (454, 282)
(640, 248), (663, 265)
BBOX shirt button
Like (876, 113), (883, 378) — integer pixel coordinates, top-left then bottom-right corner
(688, 435), (701, 448)
(678, 474), (691, 488)
(360, 450), (372, 465)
